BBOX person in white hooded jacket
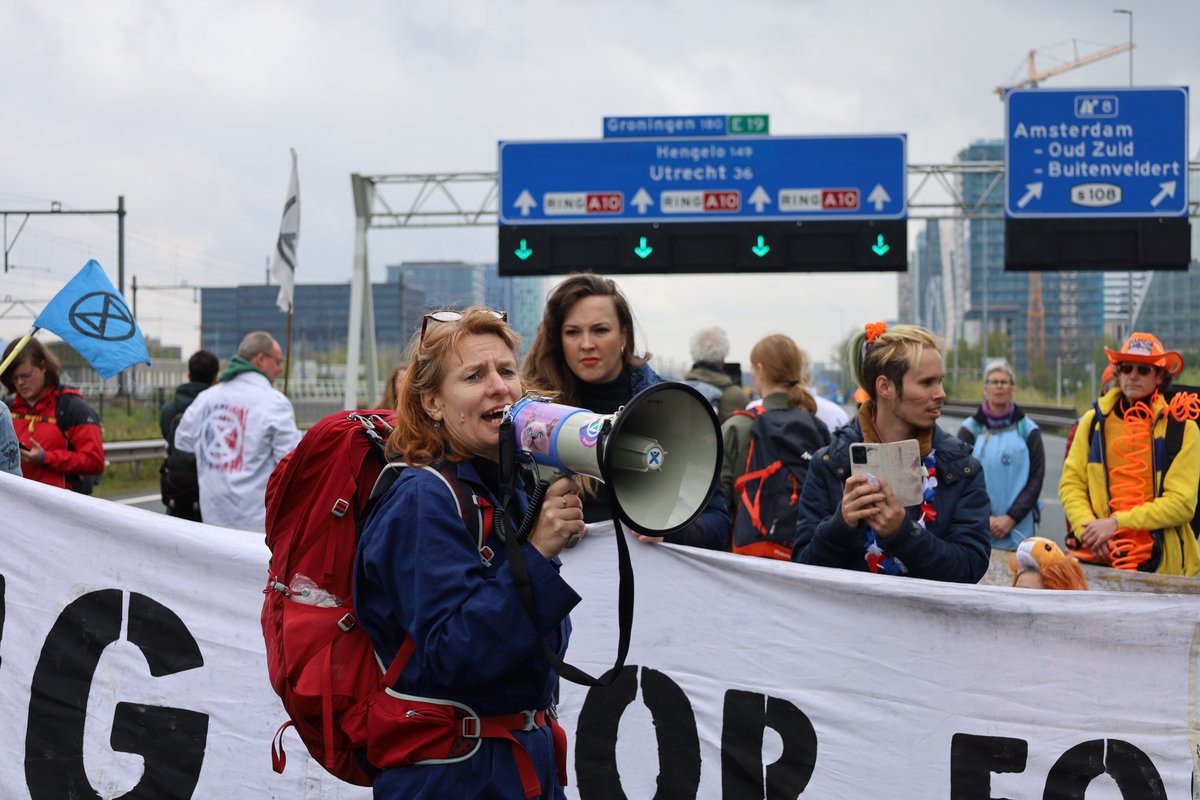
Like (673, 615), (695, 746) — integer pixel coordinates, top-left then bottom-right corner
(174, 332), (302, 530)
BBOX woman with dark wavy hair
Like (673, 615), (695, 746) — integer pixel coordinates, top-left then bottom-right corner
(524, 272), (730, 549)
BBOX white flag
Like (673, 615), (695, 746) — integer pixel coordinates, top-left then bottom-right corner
(271, 149), (300, 312)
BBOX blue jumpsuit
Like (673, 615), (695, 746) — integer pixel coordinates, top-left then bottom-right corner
(355, 458), (580, 798)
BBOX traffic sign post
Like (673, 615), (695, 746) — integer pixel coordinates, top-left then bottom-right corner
(498, 134), (907, 275)
(1004, 86), (1191, 271)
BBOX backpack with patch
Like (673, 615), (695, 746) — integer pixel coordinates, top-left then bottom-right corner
(732, 405), (831, 560)
(262, 410), (561, 792)
(159, 411), (201, 520)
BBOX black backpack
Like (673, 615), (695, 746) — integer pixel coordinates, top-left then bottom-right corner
(731, 405), (830, 560)
(160, 411), (201, 520)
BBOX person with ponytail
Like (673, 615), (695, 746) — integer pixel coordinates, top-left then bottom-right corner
(791, 322), (991, 583)
(1059, 331), (1200, 576)
(721, 334), (831, 561)
(721, 334), (829, 510)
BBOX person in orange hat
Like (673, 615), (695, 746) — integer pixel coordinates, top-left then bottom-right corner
(1058, 332), (1200, 576)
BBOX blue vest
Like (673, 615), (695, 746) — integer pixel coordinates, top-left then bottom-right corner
(962, 416), (1038, 549)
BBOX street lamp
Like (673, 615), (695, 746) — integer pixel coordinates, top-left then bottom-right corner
(1113, 9), (1133, 86)
(1113, 9), (1134, 335)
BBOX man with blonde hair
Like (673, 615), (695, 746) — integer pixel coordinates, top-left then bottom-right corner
(175, 332), (302, 530)
(792, 322), (990, 582)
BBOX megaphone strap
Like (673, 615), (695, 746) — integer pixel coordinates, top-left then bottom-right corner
(495, 488), (634, 689)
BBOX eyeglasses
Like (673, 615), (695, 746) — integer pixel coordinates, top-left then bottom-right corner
(985, 379), (1013, 386)
(420, 309), (507, 343)
(1116, 363), (1155, 376)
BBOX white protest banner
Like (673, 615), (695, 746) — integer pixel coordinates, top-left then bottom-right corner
(0, 471), (1196, 799)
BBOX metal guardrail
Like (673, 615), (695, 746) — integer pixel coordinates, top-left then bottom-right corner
(943, 402), (1080, 428)
(105, 439), (167, 465)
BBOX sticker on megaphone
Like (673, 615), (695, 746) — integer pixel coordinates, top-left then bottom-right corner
(509, 394), (668, 479)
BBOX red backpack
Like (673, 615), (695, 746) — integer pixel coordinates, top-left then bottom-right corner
(262, 410), (525, 787)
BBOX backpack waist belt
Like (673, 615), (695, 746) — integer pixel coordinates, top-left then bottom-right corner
(469, 706), (567, 798)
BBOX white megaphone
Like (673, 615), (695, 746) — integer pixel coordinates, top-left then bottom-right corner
(505, 382), (722, 535)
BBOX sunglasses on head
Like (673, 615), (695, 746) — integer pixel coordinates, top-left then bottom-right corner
(1116, 363), (1156, 376)
(420, 309), (507, 343)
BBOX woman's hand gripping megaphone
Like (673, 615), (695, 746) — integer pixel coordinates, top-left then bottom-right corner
(527, 476), (586, 558)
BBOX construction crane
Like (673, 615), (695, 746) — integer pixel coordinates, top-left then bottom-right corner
(994, 40), (1134, 97)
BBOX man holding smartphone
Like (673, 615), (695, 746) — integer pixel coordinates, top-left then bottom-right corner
(792, 322), (991, 583)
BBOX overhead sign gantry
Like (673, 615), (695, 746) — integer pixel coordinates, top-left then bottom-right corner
(497, 124), (908, 275)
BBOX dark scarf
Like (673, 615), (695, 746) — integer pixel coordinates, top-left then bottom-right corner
(578, 369), (632, 414)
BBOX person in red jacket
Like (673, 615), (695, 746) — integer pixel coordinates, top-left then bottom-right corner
(1, 338), (104, 491)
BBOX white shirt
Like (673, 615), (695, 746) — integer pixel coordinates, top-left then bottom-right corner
(174, 372), (302, 530)
(813, 394), (851, 433)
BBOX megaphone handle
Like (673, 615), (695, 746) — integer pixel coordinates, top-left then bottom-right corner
(496, 503), (635, 688)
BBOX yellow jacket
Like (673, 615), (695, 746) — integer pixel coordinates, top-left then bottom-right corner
(1059, 388), (1200, 576)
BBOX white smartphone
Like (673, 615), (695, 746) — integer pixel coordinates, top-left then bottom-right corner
(849, 440), (925, 507)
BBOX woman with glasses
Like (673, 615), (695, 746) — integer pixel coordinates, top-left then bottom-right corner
(355, 306), (582, 798)
(1059, 332), (1200, 576)
(0, 337), (104, 490)
(523, 273), (730, 549)
(955, 358), (1045, 550)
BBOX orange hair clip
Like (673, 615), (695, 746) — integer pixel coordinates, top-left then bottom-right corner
(864, 321), (887, 343)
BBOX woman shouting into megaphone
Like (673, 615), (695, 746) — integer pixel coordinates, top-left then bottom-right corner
(354, 306), (582, 799)
(523, 272), (731, 550)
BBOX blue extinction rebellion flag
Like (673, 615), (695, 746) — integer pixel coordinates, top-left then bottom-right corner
(34, 259), (152, 379)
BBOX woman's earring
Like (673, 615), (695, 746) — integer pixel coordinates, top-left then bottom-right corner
(433, 419), (441, 429)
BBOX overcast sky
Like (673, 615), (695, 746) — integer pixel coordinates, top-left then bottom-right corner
(2, 0), (1196, 373)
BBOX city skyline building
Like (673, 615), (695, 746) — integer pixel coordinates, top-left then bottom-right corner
(907, 139), (1105, 379)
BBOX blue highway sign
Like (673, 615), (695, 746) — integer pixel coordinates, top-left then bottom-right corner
(1005, 86), (1189, 218)
(498, 135), (907, 225)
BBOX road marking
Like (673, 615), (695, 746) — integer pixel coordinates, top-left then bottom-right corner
(114, 493), (162, 505)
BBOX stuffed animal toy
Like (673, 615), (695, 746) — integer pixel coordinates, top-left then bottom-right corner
(1010, 536), (1089, 590)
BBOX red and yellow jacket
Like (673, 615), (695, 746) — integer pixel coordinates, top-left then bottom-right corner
(8, 386), (105, 490)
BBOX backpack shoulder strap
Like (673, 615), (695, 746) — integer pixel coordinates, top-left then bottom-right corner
(731, 406), (761, 421)
(368, 460), (491, 564)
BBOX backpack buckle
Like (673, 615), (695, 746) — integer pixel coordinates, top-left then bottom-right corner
(461, 715), (481, 739)
(331, 498), (351, 517)
(521, 709), (538, 731)
(337, 613), (356, 632)
(479, 545), (494, 567)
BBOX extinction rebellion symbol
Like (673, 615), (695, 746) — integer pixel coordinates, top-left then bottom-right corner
(68, 291), (137, 341)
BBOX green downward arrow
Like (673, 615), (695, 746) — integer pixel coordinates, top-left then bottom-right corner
(751, 235), (770, 257)
(514, 239), (533, 260)
(633, 236), (653, 259)
(871, 234), (890, 256)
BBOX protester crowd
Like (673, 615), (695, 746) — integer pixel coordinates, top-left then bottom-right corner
(4, 269), (1199, 799)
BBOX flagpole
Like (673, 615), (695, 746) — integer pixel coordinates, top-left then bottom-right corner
(284, 304), (293, 395)
(0, 328), (38, 377)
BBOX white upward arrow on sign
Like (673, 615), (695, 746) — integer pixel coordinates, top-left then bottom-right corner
(514, 190), (537, 216)
(867, 184), (891, 211)
(631, 188), (654, 214)
(748, 186), (771, 212)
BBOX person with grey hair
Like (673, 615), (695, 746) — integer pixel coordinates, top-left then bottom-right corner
(956, 357), (1045, 550)
(174, 331), (302, 530)
(682, 326), (746, 424)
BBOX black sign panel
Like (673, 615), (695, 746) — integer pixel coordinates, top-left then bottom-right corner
(498, 220), (907, 276)
(1005, 217), (1192, 271)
